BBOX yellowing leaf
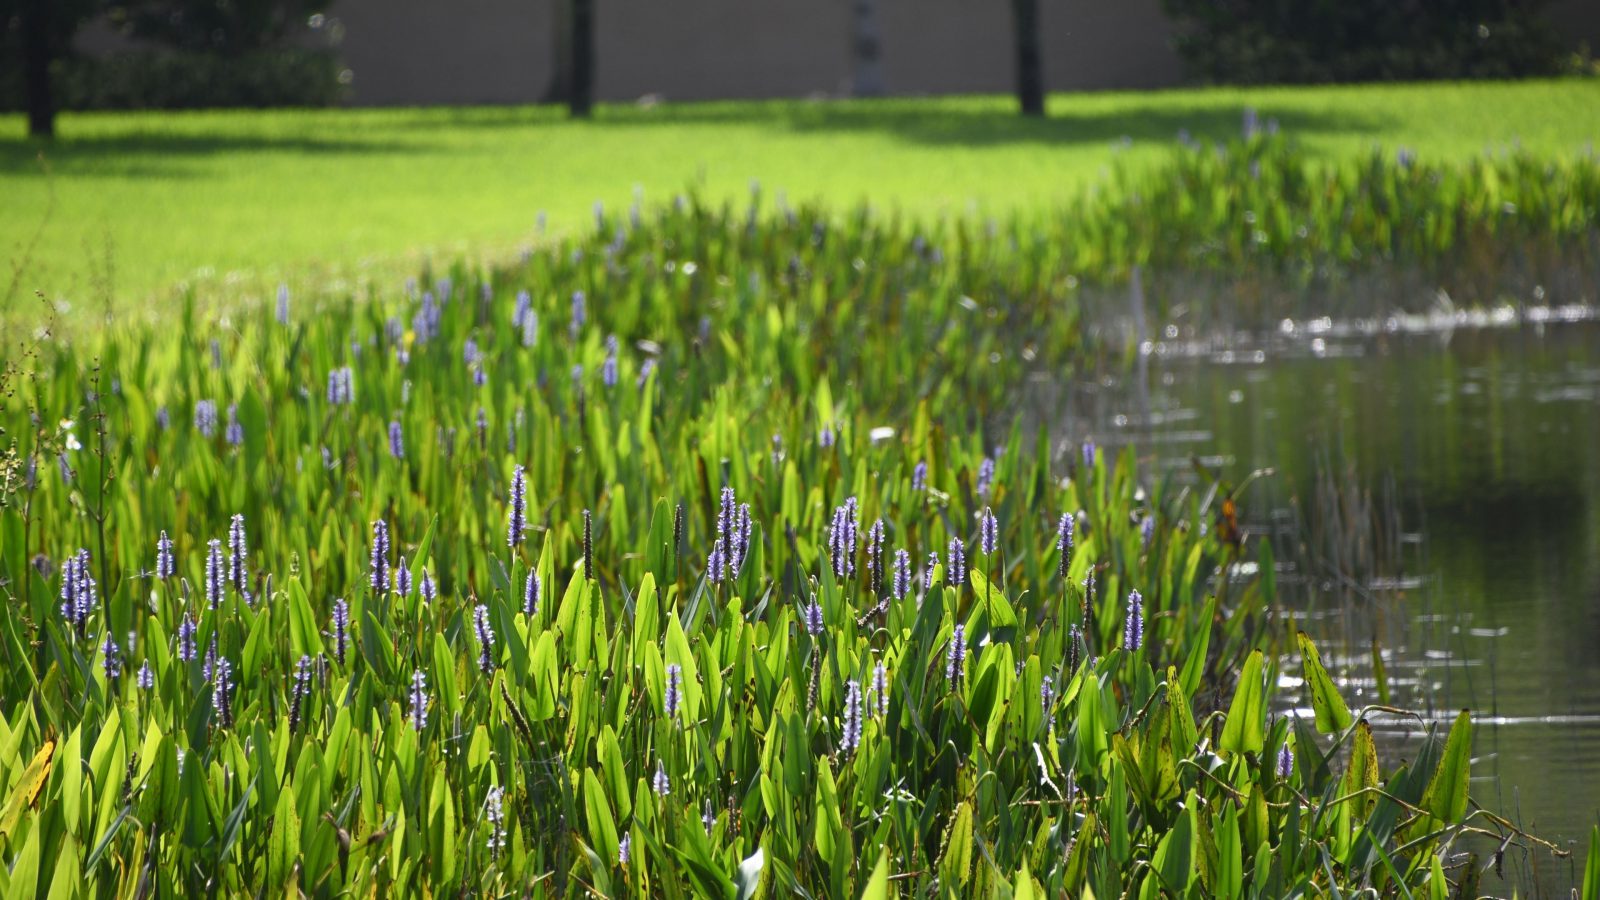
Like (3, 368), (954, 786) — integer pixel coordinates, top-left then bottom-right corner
(0, 738), (54, 838)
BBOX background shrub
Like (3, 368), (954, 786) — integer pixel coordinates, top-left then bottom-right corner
(1, 47), (342, 110)
(1160, 0), (1569, 83)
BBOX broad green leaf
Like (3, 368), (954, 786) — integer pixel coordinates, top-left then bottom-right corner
(268, 783), (300, 888)
(1177, 597), (1215, 700)
(582, 767), (620, 868)
(1, 738), (54, 839)
(1343, 722), (1380, 819)
(1216, 802), (1243, 899)
(1220, 651), (1266, 755)
(1013, 861), (1037, 900)
(939, 800), (974, 888)
(1420, 710), (1472, 824)
(1152, 792), (1196, 894)
(1297, 633), (1353, 735)
(734, 845), (766, 900)
(860, 848), (891, 900)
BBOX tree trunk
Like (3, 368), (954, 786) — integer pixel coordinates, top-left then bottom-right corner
(850, 0), (885, 97)
(543, 0), (572, 104)
(23, 0), (56, 139)
(1010, 0), (1044, 117)
(568, 0), (594, 117)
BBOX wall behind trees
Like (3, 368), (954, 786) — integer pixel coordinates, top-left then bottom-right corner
(328, 0), (1183, 106)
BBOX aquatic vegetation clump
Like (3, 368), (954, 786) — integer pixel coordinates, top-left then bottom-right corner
(0, 185), (1560, 898)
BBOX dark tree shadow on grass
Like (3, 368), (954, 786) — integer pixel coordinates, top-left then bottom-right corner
(0, 131), (429, 178)
(0, 93), (1393, 179)
(348, 95), (1394, 149)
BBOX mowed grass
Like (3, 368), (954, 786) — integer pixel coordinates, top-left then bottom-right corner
(2, 79), (1598, 319)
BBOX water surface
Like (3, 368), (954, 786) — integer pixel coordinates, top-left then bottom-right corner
(1036, 313), (1600, 893)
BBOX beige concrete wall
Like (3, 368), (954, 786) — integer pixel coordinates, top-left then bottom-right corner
(330, 0), (1186, 106)
(78, 0), (1600, 108)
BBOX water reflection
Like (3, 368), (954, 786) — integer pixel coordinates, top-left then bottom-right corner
(1030, 316), (1600, 893)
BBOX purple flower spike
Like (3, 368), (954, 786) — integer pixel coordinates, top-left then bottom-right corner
(178, 615), (197, 662)
(224, 404), (243, 446)
(892, 549), (911, 600)
(946, 537), (965, 587)
(911, 460), (927, 493)
(101, 634), (122, 683)
(409, 669), (429, 731)
(1124, 589), (1144, 652)
(1141, 515), (1155, 550)
(331, 598), (350, 665)
(370, 520), (390, 596)
(289, 655), (312, 733)
(213, 658), (234, 727)
(569, 290), (586, 341)
(137, 660), (154, 691)
(327, 367), (355, 405)
(228, 514), (247, 592)
(732, 504), (753, 577)
(59, 550), (95, 632)
(804, 599), (824, 637)
(202, 636), (218, 682)
(194, 399), (218, 438)
(485, 786), (507, 859)
(840, 679), (863, 756)
(603, 335), (619, 387)
(976, 457), (995, 498)
(156, 531), (175, 580)
(652, 759), (670, 797)
(827, 498), (858, 580)
(474, 604), (495, 674)
(507, 465), (527, 549)
(664, 663), (682, 720)
(205, 539), (224, 609)
(865, 519), (886, 593)
(1056, 513), (1074, 579)
(978, 507), (998, 556)
(1277, 741), (1294, 779)
(420, 568), (436, 603)
(395, 557), (412, 598)
(706, 545), (725, 585)
(946, 624), (967, 684)
(872, 662), (888, 720)
(388, 420), (404, 459)
(523, 570), (540, 617)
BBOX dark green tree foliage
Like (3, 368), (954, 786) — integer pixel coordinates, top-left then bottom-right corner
(1160, 0), (1566, 84)
(119, 0), (329, 56)
(0, 0), (104, 136)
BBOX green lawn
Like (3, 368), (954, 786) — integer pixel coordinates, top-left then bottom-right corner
(3, 79), (1599, 321)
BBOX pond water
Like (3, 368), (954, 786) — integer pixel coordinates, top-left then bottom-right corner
(1033, 310), (1600, 894)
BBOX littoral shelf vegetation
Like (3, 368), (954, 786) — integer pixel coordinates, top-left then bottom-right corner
(0, 138), (1581, 897)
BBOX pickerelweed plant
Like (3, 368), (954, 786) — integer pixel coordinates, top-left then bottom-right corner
(0, 148), (1575, 897)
